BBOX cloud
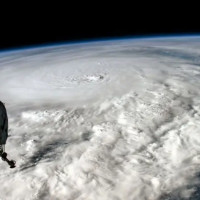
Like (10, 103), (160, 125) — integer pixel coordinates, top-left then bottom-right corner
(1, 37), (200, 199)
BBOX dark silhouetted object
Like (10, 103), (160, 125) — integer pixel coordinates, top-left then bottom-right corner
(0, 101), (16, 168)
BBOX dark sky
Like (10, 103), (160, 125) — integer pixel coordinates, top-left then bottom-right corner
(0, 7), (199, 51)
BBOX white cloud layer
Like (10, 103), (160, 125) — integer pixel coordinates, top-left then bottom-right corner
(1, 37), (200, 199)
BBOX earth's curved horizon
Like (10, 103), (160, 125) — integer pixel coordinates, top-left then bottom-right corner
(1, 34), (200, 53)
(1, 35), (200, 200)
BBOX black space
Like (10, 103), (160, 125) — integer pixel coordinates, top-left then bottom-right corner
(0, 8), (199, 51)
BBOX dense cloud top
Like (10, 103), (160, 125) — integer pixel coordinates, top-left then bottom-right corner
(1, 37), (200, 199)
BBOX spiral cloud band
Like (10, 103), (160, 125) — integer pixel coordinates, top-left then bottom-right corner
(0, 37), (200, 200)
